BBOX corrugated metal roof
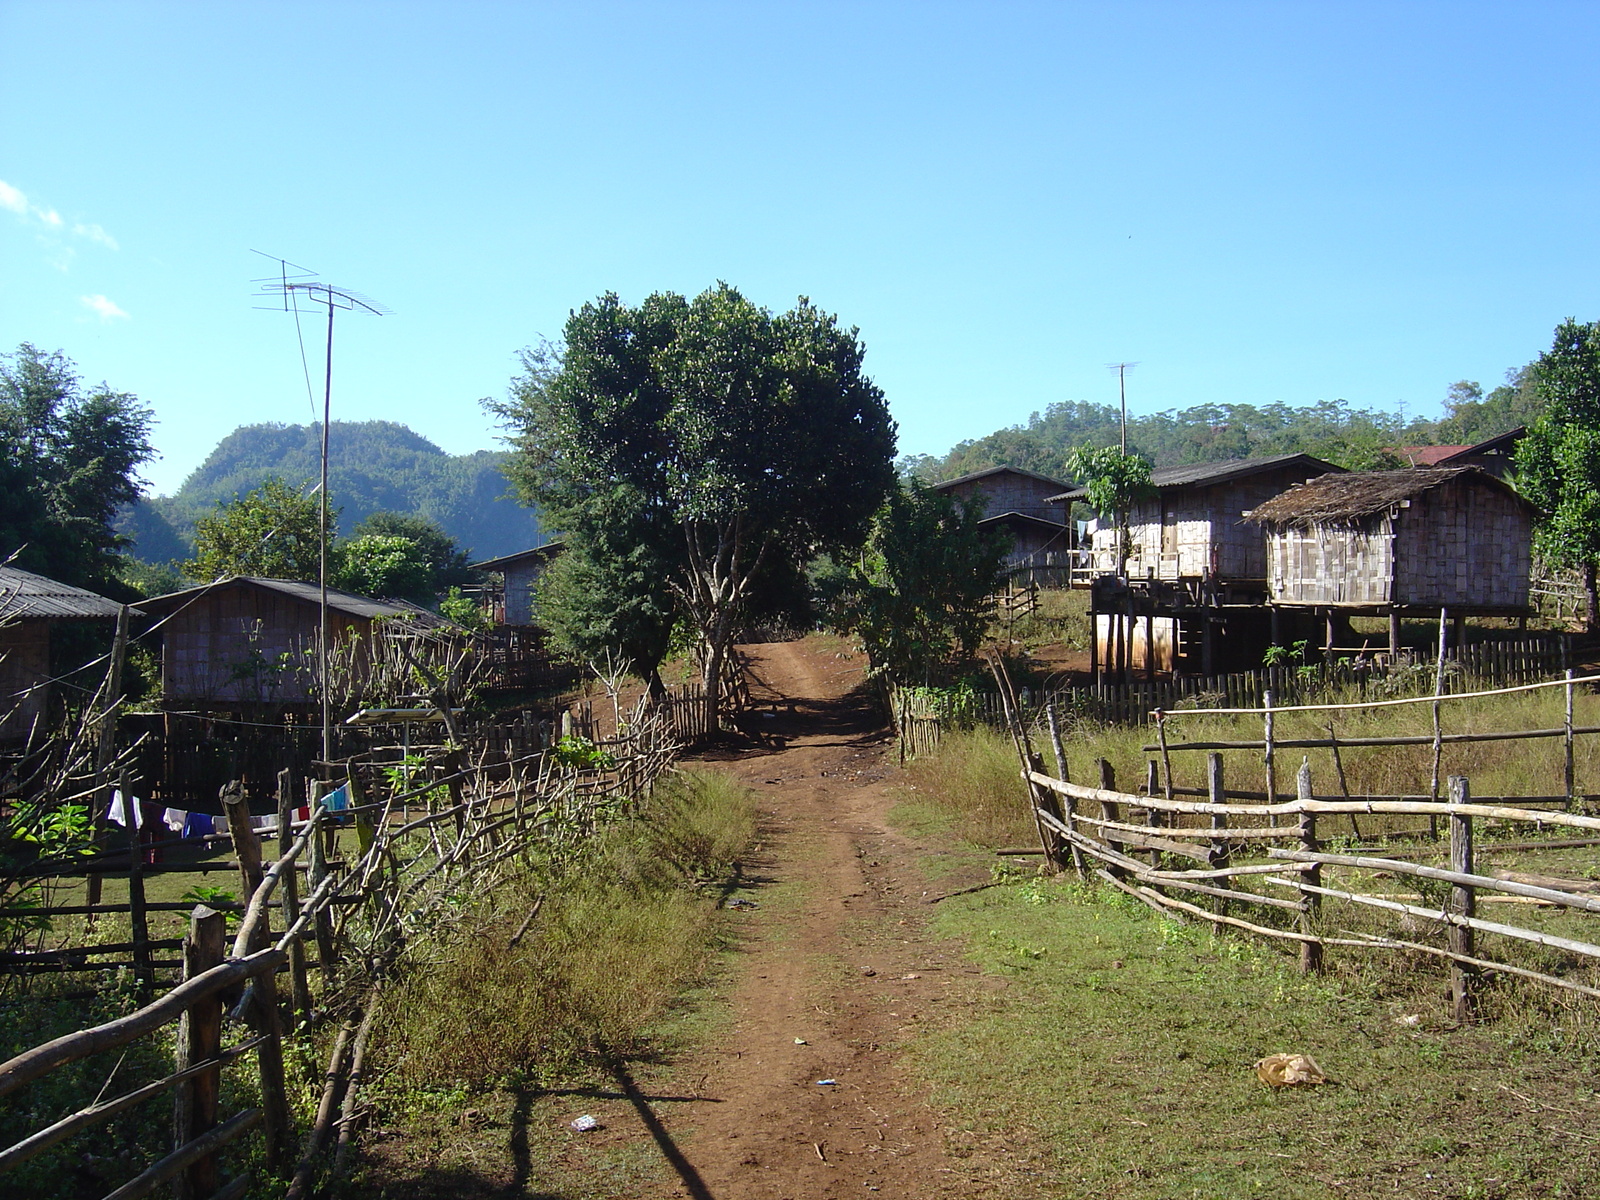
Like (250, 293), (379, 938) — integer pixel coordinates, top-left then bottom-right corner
(138, 576), (447, 624)
(472, 542), (564, 573)
(1048, 453), (1345, 502)
(932, 464), (1074, 492)
(0, 566), (130, 620)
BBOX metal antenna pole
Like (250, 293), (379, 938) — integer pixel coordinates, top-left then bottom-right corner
(1106, 362), (1139, 455)
(251, 261), (390, 770)
(320, 293), (335, 766)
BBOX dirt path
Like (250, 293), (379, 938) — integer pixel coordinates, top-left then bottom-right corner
(637, 639), (1011, 1199)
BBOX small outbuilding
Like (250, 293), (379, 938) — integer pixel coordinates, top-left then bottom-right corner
(1246, 467), (1535, 650)
(0, 566), (131, 741)
(930, 465), (1074, 577)
(472, 543), (564, 627)
(137, 575), (445, 706)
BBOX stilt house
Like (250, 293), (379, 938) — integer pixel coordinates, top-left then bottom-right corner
(1052, 453), (1345, 593)
(930, 466), (1074, 577)
(1247, 466), (1535, 624)
(472, 543), (564, 627)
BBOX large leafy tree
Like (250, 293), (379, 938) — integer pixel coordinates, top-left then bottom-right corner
(0, 343), (154, 592)
(498, 284), (897, 726)
(186, 478), (325, 583)
(349, 511), (478, 590)
(821, 482), (1009, 684)
(1515, 319), (1600, 628)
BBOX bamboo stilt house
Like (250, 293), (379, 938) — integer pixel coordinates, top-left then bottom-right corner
(1246, 467), (1535, 613)
(931, 465), (1075, 576)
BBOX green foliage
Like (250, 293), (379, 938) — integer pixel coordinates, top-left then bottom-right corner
(1515, 318), (1600, 624)
(497, 285), (896, 713)
(1063, 444), (1155, 576)
(185, 477), (324, 582)
(821, 482), (1008, 683)
(387, 769), (756, 1084)
(331, 533), (435, 603)
(120, 419), (543, 566)
(439, 586), (490, 631)
(0, 343), (155, 593)
(551, 734), (616, 771)
(353, 511), (479, 589)
(1436, 370), (1545, 445)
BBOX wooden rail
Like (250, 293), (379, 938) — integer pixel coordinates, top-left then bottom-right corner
(0, 709), (686, 1193)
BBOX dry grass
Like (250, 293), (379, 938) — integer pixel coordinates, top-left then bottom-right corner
(900, 725), (1039, 848)
(384, 768), (757, 1087)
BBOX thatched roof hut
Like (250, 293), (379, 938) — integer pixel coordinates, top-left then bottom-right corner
(1246, 467), (1535, 612)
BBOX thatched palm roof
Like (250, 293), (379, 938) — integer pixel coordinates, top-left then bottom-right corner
(1245, 466), (1528, 529)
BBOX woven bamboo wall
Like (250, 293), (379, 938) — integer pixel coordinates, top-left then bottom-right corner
(0, 619), (50, 740)
(1393, 476), (1532, 609)
(942, 471), (1065, 522)
(1111, 465), (1338, 582)
(1266, 519), (1394, 605)
(160, 586), (367, 703)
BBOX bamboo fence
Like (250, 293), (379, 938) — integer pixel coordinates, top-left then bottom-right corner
(1009, 676), (1600, 1017)
(0, 706), (683, 1198)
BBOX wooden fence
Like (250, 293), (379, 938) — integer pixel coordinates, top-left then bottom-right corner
(0, 707), (682, 1197)
(890, 631), (1578, 757)
(1011, 677), (1600, 1017)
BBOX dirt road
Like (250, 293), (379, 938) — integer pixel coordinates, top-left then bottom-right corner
(640, 638), (1012, 1199)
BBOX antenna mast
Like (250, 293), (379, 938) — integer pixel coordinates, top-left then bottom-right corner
(253, 256), (390, 766)
(1106, 362), (1139, 454)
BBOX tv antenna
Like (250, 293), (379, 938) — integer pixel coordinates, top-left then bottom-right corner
(1106, 362), (1139, 454)
(252, 251), (391, 765)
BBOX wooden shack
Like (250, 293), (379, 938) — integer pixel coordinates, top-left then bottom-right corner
(137, 576), (443, 705)
(931, 466), (1074, 576)
(1055, 454), (1345, 592)
(1247, 467), (1535, 649)
(472, 543), (564, 627)
(0, 566), (130, 741)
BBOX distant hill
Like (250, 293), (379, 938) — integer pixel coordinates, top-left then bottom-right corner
(119, 420), (541, 566)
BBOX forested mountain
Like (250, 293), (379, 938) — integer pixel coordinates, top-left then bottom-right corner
(903, 368), (1542, 484)
(119, 420), (540, 567)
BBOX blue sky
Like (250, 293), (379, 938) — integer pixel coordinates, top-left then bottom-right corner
(2, 1), (1597, 496)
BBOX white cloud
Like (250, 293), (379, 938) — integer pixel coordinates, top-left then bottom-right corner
(73, 222), (118, 250)
(1, 177), (117, 252)
(81, 294), (129, 321)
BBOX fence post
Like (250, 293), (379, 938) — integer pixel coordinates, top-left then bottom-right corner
(1263, 690), (1278, 824)
(1207, 753), (1229, 912)
(222, 784), (292, 1172)
(1046, 704), (1086, 876)
(1449, 775), (1476, 1023)
(122, 772), (152, 1000)
(307, 781), (339, 993)
(1098, 758), (1126, 877)
(172, 905), (226, 1200)
(277, 769), (312, 1031)
(1565, 669), (1576, 810)
(1296, 758), (1322, 973)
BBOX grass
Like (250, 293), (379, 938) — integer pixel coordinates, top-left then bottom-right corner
(915, 874), (1600, 1199)
(383, 768), (758, 1087)
(894, 698), (1600, 1198)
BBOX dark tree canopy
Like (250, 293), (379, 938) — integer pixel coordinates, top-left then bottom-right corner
(1516, 318), (1600, 626)
(0, 343), (154, 593)
(497, 284), (897, 718)
(186, 478), (325, 583)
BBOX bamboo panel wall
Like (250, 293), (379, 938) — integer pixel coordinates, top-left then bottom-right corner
(1393, 477), (1532, 610)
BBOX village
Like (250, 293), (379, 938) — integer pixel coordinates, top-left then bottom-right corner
(8, 6), (1600, 1198)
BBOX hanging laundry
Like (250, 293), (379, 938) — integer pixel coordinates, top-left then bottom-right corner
(183, 812), (216, 839)
(163, 808), (188, 833)
(250, 814), (277, 834)
(105, 790), (143, 829)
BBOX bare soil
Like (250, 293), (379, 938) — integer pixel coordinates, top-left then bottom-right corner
(353, 637), (1026, 1199)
